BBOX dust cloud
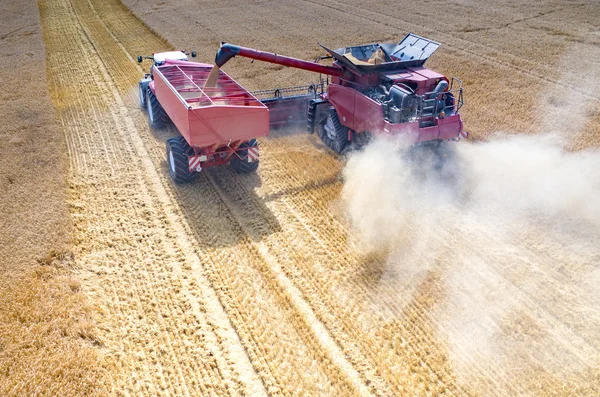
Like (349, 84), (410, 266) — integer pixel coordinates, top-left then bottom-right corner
(341, 134), (600, 393)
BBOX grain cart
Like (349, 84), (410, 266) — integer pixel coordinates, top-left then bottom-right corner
(215, 34), (468, 153)
(138, 51), (268, 183)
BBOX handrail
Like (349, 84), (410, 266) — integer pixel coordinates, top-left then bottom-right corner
(153, 66), (192, 110)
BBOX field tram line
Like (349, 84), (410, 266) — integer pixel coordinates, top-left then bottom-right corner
(205, 162), (471, 396)
(42, 5), (186, 393)
(154, 179), (289, 396)
(156, 162), (365, 395)
(254, 140), (481, 395)
(71, 0), (354, 392)
(82, 0), (380, 392)
(203, 168), (375, 397)
(260, 200), (466, 394)
(97, 0), (596, 392)
(40, 0), (266, 395)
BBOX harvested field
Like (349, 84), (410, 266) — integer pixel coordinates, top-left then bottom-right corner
(2, 0), (599, 395)
(0, 1), (107, 396)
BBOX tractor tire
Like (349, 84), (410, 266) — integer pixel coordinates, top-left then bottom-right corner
(230, 139), (259, 174)
(139, 82), (147, 109)
(147, 88), (168, 129)
(319, 108), (348, 154)
(166, 136), (197, 184)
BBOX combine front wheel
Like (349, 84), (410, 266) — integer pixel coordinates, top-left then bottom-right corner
(166, 136), (197, 184)
(230, 139), (259, 174)
(319, 108), (348, 154)
(147, 89), (168, 129)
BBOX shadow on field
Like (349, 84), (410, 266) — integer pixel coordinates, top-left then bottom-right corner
(261, 175), (339, 203)
(268, 124), (311, 139)
(161, 159), (282, 249)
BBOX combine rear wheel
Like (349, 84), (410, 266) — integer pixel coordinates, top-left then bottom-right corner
(230, 139), (259, 174)
(166, 136), (198, 184)
(147, 88), (168, 129)
(319, 108), (348, 154)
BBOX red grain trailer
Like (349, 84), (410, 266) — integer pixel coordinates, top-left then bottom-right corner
(139, 52), (268, 183)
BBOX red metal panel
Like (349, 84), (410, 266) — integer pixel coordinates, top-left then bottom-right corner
(153, 61), (269, 149)
(153, 70), (192, 141)
(437, 114), (462, 140)
(352, 91), (384, 133)
(408, 67), (444, 80)
(188, 106), (268, 148)
(328, 84), (355, 129)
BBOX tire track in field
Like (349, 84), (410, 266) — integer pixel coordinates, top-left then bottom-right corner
(79, 0), (474, 395)
(108, 0), (600, 395)
(80, 0), (375, 394)
(81, 0), (466, 394)
(41, 0), (266, 395)
(254, 134), (472, 396)
(43, 0), (373, 395)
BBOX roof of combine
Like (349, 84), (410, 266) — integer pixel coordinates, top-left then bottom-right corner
(321, 33), (440, 75)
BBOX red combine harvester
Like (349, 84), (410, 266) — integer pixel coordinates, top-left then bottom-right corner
(215, 33), (467, 153)
(138, 51), (269, 183)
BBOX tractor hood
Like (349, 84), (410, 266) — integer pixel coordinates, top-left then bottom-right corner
(321, 33), (440, 75)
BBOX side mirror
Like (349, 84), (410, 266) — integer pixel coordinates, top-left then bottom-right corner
(137, 55), (143, 63)
(191, 51), (197, 58)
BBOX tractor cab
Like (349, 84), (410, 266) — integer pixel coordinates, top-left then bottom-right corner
(137, 50), (197, 66)
(136, 50), (197, 109)
(152, 51), (188, 65)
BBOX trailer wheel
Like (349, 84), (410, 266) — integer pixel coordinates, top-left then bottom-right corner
(319, 108), (348, 154)
(230, 139), (259, 174)
(147, 88), (168, 129)
(166, 136), (197, 184)
(139, 83), (147, 109)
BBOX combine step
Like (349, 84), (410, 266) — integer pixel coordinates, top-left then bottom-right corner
(307, 98), (327, 134)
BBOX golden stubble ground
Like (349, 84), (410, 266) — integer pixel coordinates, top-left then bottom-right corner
(3, 0), (599, 396)
(0, 1), (107, 396)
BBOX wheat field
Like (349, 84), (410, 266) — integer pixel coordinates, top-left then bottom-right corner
(1, 0), (599, 396)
